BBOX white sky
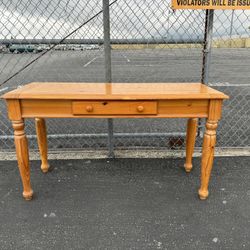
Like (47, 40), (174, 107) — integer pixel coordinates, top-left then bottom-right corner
(0, 0), (249, 40)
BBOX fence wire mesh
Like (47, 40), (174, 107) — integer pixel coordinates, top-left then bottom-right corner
(0, 0), (249, 153)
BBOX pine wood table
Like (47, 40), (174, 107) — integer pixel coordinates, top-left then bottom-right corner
(2, 82), (229, 201)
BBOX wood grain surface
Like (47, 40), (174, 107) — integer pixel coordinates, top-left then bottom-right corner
(2, 82), (229, 100)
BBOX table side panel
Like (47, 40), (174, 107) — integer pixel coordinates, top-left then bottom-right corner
(21, 100), (72, 117)
(158, 100), (209, 117)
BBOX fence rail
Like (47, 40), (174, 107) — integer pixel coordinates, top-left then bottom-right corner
(0, 38), (204, 45)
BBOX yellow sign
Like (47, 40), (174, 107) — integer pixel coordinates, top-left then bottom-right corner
(172, 0), (250, 9)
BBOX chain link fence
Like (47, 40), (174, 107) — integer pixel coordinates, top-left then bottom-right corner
(0, 0), (249, 153)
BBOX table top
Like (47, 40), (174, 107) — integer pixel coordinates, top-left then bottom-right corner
(2, 82), (229, 100)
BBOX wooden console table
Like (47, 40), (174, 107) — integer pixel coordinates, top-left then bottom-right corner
(2, 82), (228, 201)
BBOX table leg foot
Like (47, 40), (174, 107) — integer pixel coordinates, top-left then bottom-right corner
(41, 164), (50, 173)
(198, 189), (209, 200)
(184, 163), (193, 173)
(23, 189), (34, 200)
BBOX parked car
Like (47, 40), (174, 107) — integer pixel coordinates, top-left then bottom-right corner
(9, 44), (43, 53)
(84, 44), (100, 50)
(0, 45), (7, 53)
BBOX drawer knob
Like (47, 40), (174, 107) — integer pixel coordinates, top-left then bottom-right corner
(137, 105), (144, 112)
(86, 105), (93, 112)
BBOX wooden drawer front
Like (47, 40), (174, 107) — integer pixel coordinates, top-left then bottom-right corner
(72, 101), (157, 115)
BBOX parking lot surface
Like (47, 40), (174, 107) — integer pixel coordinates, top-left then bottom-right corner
(0, 156), (250, 249)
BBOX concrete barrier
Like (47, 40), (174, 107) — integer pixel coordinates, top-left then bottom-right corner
(245, 38), (250, 48)
(213, 38), (249, 48)
(111, 43), (202, 50)
(111, 37), (250, 50)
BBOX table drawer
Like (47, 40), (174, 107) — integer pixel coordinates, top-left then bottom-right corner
(72, 101), (157, 115)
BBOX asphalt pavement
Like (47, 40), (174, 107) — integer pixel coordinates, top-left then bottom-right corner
(0, 156), (250, 249)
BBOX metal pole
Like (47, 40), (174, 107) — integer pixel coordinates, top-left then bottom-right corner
(103, 0), (115, 158)
(199, 10), (214, 136)
(202, 9), (214, 85)
(229, 10), (235, 47)
(103, 0), (112, 82)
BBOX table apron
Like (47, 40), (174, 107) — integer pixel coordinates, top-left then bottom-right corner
(19, 99), (210, 118)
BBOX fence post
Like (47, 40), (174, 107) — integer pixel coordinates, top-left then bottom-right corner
(229, 10), (235, 39)
(202, 9), (214, 85)
(199, 10), (214, 136)
(103, 0), (115, 158)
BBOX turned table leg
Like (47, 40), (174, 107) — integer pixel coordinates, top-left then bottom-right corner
(198, 120), (218, 200)
(184, 118), (198, 172)
(35, 118), (50, 173)
(12, 120), (33, 200)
